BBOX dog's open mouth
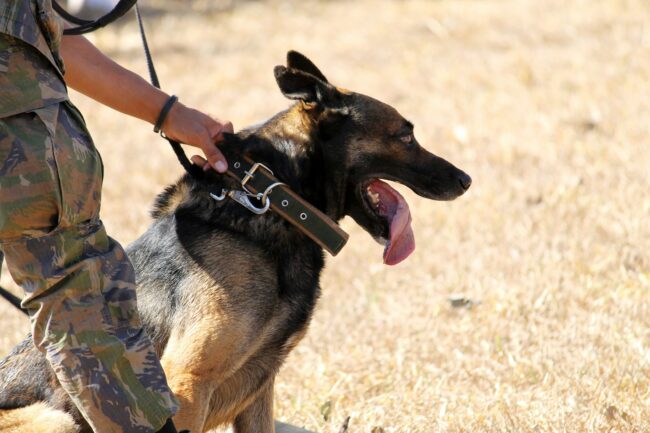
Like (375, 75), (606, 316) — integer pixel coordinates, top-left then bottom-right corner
(363, 179), (415, 265)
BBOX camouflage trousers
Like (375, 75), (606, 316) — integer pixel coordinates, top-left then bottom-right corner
(0, 102), (179, 433)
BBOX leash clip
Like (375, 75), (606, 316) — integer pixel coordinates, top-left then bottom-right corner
(210, 189), (270, 215)
(229, 190), (271, 215)
(210, 180), (286, 216)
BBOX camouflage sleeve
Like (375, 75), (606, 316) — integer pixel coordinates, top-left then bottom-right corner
(0, 34), (68, 118)
(0, 0), (68, 118)
(0, 0), (65, 74)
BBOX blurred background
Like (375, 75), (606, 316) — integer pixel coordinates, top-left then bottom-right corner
(2, 0), (649, 431)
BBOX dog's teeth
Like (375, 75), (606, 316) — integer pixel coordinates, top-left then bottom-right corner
(367, 190), (380, 207)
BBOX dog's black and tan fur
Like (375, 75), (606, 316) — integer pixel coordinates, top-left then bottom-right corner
(0, 52), (470, 433)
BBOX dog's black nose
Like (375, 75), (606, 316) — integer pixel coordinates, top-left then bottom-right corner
(458, 172), (472, 190)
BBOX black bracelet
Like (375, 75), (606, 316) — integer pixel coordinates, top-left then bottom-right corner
(153, 94), (178, 133)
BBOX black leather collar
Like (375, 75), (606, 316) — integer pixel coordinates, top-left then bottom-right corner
(210, 156), (349, 256)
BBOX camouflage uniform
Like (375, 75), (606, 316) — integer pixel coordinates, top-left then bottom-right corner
(0, 1), (179, 432)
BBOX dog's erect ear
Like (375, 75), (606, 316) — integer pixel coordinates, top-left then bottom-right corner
(274, 65), (336, 104)
(286, 51), (328, 83)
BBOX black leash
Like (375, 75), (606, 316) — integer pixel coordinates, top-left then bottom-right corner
(132, 7), (349, 254)
(129, 13), (351, 253)
(0, 285), (27, 315)
(55, 0), (138, 35)
(133, 4), (204, 179)
(54, 0), (202, 177)
(58, 3), (348, 254)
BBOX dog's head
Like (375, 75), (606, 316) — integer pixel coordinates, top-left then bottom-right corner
(274, 51), (471, 265)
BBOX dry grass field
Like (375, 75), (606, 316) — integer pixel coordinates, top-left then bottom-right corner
(2, 0), (650, 431)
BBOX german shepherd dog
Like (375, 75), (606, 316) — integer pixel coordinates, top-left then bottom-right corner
(0, 52), (471, 433)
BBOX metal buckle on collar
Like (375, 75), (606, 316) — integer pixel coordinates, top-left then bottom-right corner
(241, 162), (273, 195)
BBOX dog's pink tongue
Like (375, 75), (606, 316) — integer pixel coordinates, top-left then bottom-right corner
(368, 180), (415, 265)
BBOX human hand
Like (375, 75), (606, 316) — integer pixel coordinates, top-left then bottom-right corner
(160, 101), (233, 173)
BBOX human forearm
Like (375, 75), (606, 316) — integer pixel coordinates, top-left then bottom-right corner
(59, 34), (233, 172)
(60, 34), (167, 124)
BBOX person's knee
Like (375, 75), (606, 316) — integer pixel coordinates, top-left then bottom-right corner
(1, 221), (138, 348)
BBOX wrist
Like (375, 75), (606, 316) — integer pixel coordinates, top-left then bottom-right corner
(140, 85), (172, 125)
(154, 95), (179, 133)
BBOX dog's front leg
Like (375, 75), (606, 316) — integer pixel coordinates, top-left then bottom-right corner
(166, 371), (212, 433)
(233, 379), (274, 433)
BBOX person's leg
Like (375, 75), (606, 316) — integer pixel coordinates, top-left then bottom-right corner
(0, 103), (179, 433)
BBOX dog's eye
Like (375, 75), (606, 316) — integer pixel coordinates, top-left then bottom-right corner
(400, 134), (413, 145)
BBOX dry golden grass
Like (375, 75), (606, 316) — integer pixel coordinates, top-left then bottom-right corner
(2, 0), (650, 431)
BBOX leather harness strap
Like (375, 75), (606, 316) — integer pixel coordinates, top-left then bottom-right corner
(214, 157), (349, 256)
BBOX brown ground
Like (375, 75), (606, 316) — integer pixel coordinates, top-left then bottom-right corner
(2, 0), (649, 431)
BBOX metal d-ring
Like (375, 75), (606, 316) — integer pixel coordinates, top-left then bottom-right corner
(261, 181), (286, 204)
(232, 181), (285, 215)
(209, 189), (228, 201)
